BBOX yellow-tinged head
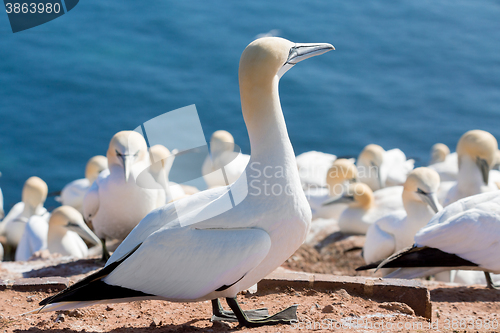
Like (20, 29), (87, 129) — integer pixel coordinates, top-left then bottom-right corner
(107, 131), (148, 182)
(85, 155), (108, 183)
(456, 130), (498, 184)
(430, 143), (450, 164)
(22, 176), (48, 208)
(326, 158), (358, 196)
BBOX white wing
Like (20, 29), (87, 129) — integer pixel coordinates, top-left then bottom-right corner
(60, 178), (90, 213)
(383, 149), (414, 187)
(104, 226), (271, 300)
(415, 190), (500, 270)
(429, 152), (458, 182)
(296, 151), (337, 188)
(15, 215), (49, 261)
(83, 177), (101, 223)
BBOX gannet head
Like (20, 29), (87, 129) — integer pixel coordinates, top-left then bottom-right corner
(107, 131), (148, 182)
(403, 167), (442, 214)
(430, 143), (450, 164)
(50, 206), (100, 245)
(22, 176), (48, 209)
(326, 158), (358, 197)
(239, 37), (334, 89)
(149, 144), (172, 174)
(456, 130), (498, 185)
(85, 155), (108, 183)
(210, 130), (234, 156)
(324, 182), (374, 210)
(357, 144), (385, 189)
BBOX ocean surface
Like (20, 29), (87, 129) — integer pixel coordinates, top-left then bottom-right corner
(1, 0), (500, 210)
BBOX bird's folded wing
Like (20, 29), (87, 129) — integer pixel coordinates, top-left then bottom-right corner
(104, 227), (271, 300)
(15, 216), (48, 261)
(82, 180), (100, 223)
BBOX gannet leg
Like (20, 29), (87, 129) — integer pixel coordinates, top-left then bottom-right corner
(101, 238), (110, 262)
(484, 272), (500, 290)
(211, 299), (269, 322)
(225, 297), (298, 328)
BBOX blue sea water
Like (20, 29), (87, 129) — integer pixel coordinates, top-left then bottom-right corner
(1, 0), (500, 210)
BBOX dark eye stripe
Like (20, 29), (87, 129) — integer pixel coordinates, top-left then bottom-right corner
(417, 188), (427, 195)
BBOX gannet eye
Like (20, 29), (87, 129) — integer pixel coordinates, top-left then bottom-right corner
(115, 150), (123, 157)
(134, 151), (139, 157)
(417, 188), (428, 195)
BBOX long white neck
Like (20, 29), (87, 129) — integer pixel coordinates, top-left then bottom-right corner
(457, 155), (485, 195)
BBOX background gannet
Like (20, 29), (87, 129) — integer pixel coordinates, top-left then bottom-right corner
(442, 130), (498, 206)
(83, 131), (166, 260)
(148, 144), (186, 201)
(326, 182), (403, 235)
(357, 144), (414, 191)
(58, 155), (108, 214)
(357, 190), (500, 289)
(0, 186), (4, 220)
(0, 176), (49, 248)
(305, 158), (357, 220)
(429, 143), (450, 164)
(202, 130), (250, 188)
(363, 167), (442, 265)
(296, 150), (339, 189)
(15, 206), (100, 261)
(38, 37), (333, 328)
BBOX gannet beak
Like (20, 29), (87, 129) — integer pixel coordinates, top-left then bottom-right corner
(65, 221), (101, 245)
(476, 157), (490, 185)
(120, 155), (133, 182)
(322, 194), (354, 206)
(278, 43), (334, 78)
(418, 191), (441, 214)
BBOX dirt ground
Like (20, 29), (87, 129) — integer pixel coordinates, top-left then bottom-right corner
(1, 234), (500, 332)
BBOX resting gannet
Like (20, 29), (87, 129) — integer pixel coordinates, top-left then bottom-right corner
(0, 176), (49, 247)
(357, 190), (500, 289)
(357, 144), (414, 191)
(58, 155), (108, 214)
(15, 206), (100, 261)
(83, 131), (166, 260)
(305, 158), (357, 220)
(363, 167), (441, 265)
(442, 130), (498, 206)
(296, 151), (340, 189)
(202, 130), (250, 188)
(324, 182), (403, 235)
(148, 144), (186, 201)
(429, 143), (450, 165)
(37, 37), (333, 328)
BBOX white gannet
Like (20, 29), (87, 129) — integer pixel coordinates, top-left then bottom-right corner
(202, 130), (250, 189)
(296, 151), (339, 189)
(148, 144), (186, 201)
(0, 176), (49, 247)
(37, 37), (333, 328)
(305, 158), (357, 220)
(429, 143), (450, 165)
(442, 130), (498, 206)
(357, 190), (500, 289)
(83, 131), (166, 260)
(324, 182), (403, 235)
(58, 155), (108, 214)
(363, 167), (442, 265)
(0, 242), (3, 261)
(15, 206), (100, 261)
(357, 144), (414, 191)
(0, 186), (4, 220)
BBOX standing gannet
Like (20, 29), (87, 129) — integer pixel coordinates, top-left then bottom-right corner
(83, 131), (166, 260)
(0, 177), (49, 247)
(305, 158), (357, 220)
(363, 167), (441, 265)
(324, 182), (403, 235)
(15, 206), (100, 261)
(357, 144), (414, 191)
(148, 144), (186, 201)
(58, 155), (108, 214)
(296, 151), (340, 189)
(37, 37), (333, 328)
(357, 190), (500, 289)
(442, 130), (498, 206)
(202, 130), (250, 188)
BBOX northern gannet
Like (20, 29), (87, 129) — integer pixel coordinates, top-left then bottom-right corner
(429, 143), (450, 165)
(148, 144), (186, 201)
(442, 130), (498, 206)
(0, 186), (4, 220)
(58, 155), (108, 214)
(305, 158), (357, 220)
(357, 190), (500, 289)
(83, 131), (166, 260)
(202, 130), (250, 188)
(296, 151), (339, 189)
(324, 182), (403, 235)
(357, 144), (414, 191)
(15, 206), (100, 261)
(363, 167), (442, 265)
(0, 176), (49, 247)
(38, 37), (334, 328)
